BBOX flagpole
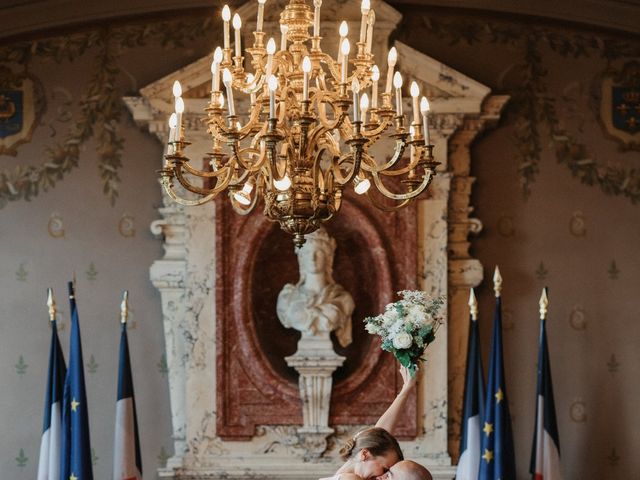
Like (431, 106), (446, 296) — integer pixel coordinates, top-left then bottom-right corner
(530, 287), (563, 480)
(60, 281), (94, 480)
(114, 290), (143, 480)
(456, 288), (485, 480)
(479, 266), (516, 480)
(38, 288), (67, 480)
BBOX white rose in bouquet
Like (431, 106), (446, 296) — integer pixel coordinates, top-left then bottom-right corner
(406, 304), (427, 327)
(392, 331), (413, 349)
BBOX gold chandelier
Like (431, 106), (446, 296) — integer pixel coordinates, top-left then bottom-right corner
(160, 0), (438, 246)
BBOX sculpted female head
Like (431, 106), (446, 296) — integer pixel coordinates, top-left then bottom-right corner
(296, 227), (337, 277)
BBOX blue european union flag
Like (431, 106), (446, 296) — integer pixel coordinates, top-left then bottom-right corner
(60, 282), (93, 480)
(479, 296), (516, 480)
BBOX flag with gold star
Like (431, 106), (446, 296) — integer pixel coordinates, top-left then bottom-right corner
(479, 296), (516, 480)
(60, 282), (93, 480)
(530, 288), (562, 480)
(113, 313), (142, 480)
(456, 289), (485, 480)
(37, 306), (67, 480)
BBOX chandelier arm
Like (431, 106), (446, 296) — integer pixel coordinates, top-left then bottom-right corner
(364, 190), (412, 212)
(229, 142), (253, 173)
(317, 53), (350, 87)
(180, 160), (233, 179)
(360, 139), (409, 174)
(236, 105), (264, 138)
(210, 116), (235, 138)
(161, 178), (216, 206)
(369, 169), (433, 201)
(375, 144), (429, 176)
(235, 70), (265, 94)
(230, 146), (264, 174)
(331, 141), (364, 187)
(308, 106), (349, 149)
(317, 95), (349, 131)
(173, 163), (234, 196)
(359, 150), (421, 177)
(361, 117), (393, 139)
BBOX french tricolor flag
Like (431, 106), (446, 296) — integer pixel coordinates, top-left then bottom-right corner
(530, 288), (562, 480)
(113, 291), (142, 480)
(37, 288), (67, 480)
(456, 288), (485, 480)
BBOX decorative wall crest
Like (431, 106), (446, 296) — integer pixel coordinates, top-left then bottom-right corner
(598, 61), (640, 150)
(0, 76), (39, 156)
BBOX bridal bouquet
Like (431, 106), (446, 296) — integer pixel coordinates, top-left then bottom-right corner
(364, 290), (445, 376)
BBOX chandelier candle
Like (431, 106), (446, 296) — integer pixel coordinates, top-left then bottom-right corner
(168, 113), (177, 155)
(341, 39), (350, 83)
(268, 75), (278, 119)
(360, 0), (370, 45)
(174, 97), (184, 134)
(371, 65), (379, 109)
(257, 0), (266, 32)
(365, 10), (375, 54)
(233, 14), (242, 59)
(313, 0), (321, 37)
(161, 0), (439, 246)
(172, 79), (183, 127)
(393, 71), (403, 116)
(360, 93), (369, 125)
(352, 79), (360, 123)
(386, 47), (397, 94)
(302, 56), (311, 102)
(222, 5), (231, 49)
(266, 38), (276, 77)
(212, 47), (223, 91)
(421, 96), (432, 145)
(410, 81), (420, 125)
(338, 21), (348, 63)
(222, 69), (235, 116)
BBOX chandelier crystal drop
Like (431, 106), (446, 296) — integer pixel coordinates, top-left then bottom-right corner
(161, 0), (439, 246)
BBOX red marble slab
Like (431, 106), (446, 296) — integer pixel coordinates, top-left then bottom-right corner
(215, 191), (418, 440)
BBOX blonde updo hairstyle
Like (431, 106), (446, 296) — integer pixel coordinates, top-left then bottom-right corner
(338, 427), (404, 462)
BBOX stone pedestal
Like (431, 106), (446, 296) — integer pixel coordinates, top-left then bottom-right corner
(286, 344), (345, 459)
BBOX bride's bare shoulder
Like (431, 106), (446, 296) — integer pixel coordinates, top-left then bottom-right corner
(338, 474), (363, 480)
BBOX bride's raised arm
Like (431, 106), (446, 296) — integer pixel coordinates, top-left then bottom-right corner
(375, 366), (417, 434)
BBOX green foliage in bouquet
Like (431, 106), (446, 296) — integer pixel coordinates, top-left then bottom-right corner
(364, 290), (445, 376)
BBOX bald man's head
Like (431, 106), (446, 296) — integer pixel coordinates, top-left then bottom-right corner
(389, 460), (433, 480)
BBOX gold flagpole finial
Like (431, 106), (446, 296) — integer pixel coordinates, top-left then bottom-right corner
(46, 288), (57, 322)
(539, 287), (549, 319)
(120, 290), (129, 325)
(493, 265), (502, 298)
(468, 288), (478, 321)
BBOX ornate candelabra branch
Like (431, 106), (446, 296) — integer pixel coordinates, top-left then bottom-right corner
(160, 0), (439, 246)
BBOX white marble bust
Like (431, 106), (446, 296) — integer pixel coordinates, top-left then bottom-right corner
(276, 227), (354, 348)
